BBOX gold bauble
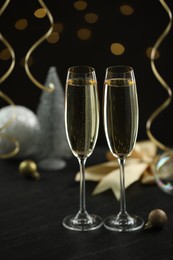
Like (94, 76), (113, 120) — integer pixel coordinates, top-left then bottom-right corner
(144, 208), (168, 230)
(19, 159), (41, 180)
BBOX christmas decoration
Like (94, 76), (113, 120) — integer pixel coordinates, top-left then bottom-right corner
(24, 0), (54, 93)
(0, 0), (18, 159)
(146, 0), (172, 152)
(144, 209), (168, 230)
(152, 150), (173, 195)
(75, 140), (157, 200)
(36, 66), (71, 171)
(0, 105), (40, 158)
(19, 160), (41, 180)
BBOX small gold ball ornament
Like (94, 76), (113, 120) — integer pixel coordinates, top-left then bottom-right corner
(144, 209), (168, 230)
(19, 160), (41, 180)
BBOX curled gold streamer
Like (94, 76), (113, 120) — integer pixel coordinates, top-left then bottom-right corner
(0, 91), (16, 131)
(0, 92), (20, 159)
(0, 0), (20, 158)
(24, 0), (55, 92)
(0, 0), (10, 15)
(0, 33), (15, 84)
(0, 134), (20, 159)
(146, 0), (172, 152)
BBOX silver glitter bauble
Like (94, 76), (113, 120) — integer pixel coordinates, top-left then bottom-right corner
(0, 105), (40, 159)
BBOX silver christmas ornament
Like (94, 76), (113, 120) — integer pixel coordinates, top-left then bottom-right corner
(0, 105), (40, 158)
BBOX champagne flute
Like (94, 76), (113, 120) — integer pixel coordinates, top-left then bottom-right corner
(103, 65), (144, 232)
(62, 66), (102, 231)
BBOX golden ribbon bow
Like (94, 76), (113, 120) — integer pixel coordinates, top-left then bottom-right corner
(75, 140), (157, 200)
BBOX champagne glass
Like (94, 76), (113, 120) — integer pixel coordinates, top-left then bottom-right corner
(103, 65), (144, 232)
(62, 66), (102, 231)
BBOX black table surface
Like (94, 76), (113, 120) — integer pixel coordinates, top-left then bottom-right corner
(0, 146), (173, 260)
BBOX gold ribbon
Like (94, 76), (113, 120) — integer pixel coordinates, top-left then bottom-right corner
(0, 0), (15, 85)
(0, 133), (20, 159)
(0, 91), (16, 131)
(0, 33), (15, 84)
(75, 141), (157, 200)
(0, 0), (10, 16)
(0, 0), (20, 158)
(24, 0), (55, 92)
(146, 0), (172, 151)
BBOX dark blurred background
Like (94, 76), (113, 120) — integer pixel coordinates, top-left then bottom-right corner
(0, 0), (173, 147)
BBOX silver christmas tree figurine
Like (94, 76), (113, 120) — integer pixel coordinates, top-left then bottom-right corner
(36, 66), (71, 170)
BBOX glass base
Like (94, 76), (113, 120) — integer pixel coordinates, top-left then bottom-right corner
(104, 212), (144, 232)
(62, 211), (103, 231)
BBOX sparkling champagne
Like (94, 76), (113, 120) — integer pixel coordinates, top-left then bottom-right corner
(103, 66), (144, 232)
(65, 78), (99, 158)
(104, 78), (138, 158)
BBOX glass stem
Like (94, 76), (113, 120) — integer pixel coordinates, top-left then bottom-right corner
(78, 157), (87, 214)
(118, 157), (127, 215)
